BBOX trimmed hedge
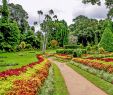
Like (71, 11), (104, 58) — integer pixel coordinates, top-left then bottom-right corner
(64, 45), (81, 49)
(56, 49), (86, 57)
(73, 49), (86, 57)
(56, 49), (74, 54)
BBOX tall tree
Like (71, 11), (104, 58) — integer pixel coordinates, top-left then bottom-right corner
(1, 0), (9, 22)
(37, 10), (43, 24)
(49, 9), (54, 15)
(69, 15), (106, 46)
(8, 3), (29, 33)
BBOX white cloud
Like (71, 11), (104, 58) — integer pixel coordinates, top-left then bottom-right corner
(0, 0), (108, 25)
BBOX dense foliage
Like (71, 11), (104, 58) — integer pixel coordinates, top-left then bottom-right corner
(69, 15), (106, 46)
(0, 21), (20, 51)
(99, 26), (113, 52)
(0, 0), (40, 52)
(40, 15), (69, 48)
(1, 0), (113, 53)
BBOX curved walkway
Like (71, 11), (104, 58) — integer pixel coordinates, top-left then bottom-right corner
(49, 58), (108, 95)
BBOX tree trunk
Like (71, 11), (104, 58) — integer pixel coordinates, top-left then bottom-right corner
(42, 34), (45, 54)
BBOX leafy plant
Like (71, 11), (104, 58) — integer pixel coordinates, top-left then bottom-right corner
(99, 27), (113, 52)
(50, 40), (58, 48)
(19, 41), (26, 49)
(98, 47), (105, 54)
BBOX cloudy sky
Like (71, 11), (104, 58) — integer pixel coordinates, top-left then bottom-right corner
(5, 0), (108, 25)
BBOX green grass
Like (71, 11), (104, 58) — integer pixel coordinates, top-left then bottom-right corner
(39, 66), (54, 95)
(39, 63), (69, 95)
(0, 50), (41, 72)
(67, 63), (113, 95)
(0, 49), (56, 72)
(53, 64), (69, 95)
(46, 49), (56, 53)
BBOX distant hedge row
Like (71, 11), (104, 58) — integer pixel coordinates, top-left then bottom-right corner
(56, 49), (86, 57)
(64, 45), (83, 49)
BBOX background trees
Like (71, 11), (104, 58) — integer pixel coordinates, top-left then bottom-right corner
(0, 0), (113, 52)
(35, 9), (69, 53)
(69, 15), (107, 46)
(0, 0), (40, 51)
(0, 0), (20, 51)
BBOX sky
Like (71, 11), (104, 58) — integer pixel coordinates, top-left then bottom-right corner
(1, 0), (108, 25)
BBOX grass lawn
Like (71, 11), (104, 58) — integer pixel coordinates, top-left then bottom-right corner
(67, 63), (113, 95)
(46, 49), (56, 53)
(53, 63), (69, 95)
(38, 63), (69, 95)
(0, 49), (56, 72)
(0, 50), (41, 72)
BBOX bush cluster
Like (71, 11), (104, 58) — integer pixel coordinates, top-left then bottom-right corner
(56, 49), (74, 54)
(64, 45), (82, 49)
(99, 27), (113, 52)
(56, 49), (86, 57)
(73, 49), (86, 57)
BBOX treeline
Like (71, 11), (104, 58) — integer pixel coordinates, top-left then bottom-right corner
(0, 0), (69, 52)
(69, 15), (113, 46)
(1, 0), (113, 52)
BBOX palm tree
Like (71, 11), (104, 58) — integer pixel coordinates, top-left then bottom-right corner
(37, 10), (43, 25)
(49, 9), (54, 20)
(49, 9), (54, 15)
(53, 15), (58, 21)
(45, 14), (52, 21)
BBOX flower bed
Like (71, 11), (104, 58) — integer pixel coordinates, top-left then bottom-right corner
(87, 57), (113, 62)
(54, 54), (72, 60)
(0, 55), (44, 78)
(72, 58), (113, 73)
(82, 53), (113, 58)
(0, 55), (51, 95)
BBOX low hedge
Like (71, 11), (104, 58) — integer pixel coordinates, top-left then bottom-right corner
(56, 49), (86, 57)
(64, 45), (82, 49)
(56, 49), (74, 54)
(73, 49), (86, 57)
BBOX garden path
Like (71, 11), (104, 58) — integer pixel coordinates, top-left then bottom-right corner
(48, 58), (108, 95)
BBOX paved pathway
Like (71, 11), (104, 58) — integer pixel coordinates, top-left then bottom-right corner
(49, 58), (108, 95)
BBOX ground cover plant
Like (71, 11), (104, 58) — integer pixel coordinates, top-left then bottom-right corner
(0, 50), (40, 72)
(39, 64), (69, 95)
(0, 55), (51, 95)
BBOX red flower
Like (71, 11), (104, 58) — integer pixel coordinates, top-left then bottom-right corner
(0, 55), (44, 78)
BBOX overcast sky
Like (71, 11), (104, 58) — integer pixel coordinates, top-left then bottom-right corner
(2, 0), (109, 25)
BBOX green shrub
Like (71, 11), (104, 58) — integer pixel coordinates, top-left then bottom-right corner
(73, 49), (86, 57)
(98, 47), (105, 54)
(82, 49), (87, 54)
(50, 40), (58, 48)
(56, 49), (64, 54)
(26, 44), (32, 49)
(73, 51), (77, 57)
(0, 21), (20, 51)
(99, 27), (113, 52)
(19, 41), (26, 49)
(56, 49), (74, 54)
(64, 45), (80, 49)
(79, 44), (84, 49)
(86, 45), (91, 51)
(76, 49), (82, 57)
(92, 45), (98, 50)
(56, 48), (86, 57)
